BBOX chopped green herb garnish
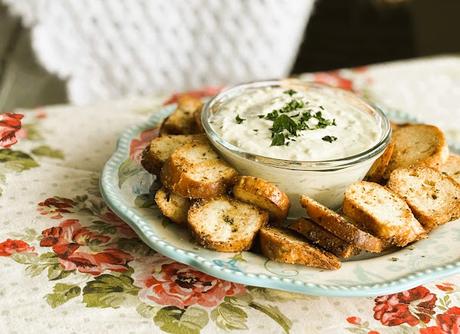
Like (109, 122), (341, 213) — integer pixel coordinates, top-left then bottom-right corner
(283, 89), (297, 96)
(272, 114), (298, 136)
(235, 115), (245, 124)
(265, 110), (279, 121)
(255, 98), (336, 147)
(322, 135), (337, 143)
(271, 133), (286, 146)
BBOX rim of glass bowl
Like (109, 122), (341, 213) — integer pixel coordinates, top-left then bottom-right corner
(201, 79), (391, 171)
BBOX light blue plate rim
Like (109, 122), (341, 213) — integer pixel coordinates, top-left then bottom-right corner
(100, 105), (460, 297)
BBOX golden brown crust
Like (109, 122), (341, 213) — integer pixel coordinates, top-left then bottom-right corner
(387, 166), (460, 231)
(366, 142), (395, 184)
(233, 176), (290, 223)
(300, 195), (385, 252)
(384, 124), (449, 179)
(187, 196), (268, 252)
(160, 141), (238, 199)
(141, 134), (207, 175)
(288, 218), (360, 258)
(159, 96), (204, 135)
(141, 145), (162, 175)
(343, 181), (427, 246)
(259, 226), (341, 270)
(161, 159), (238, 199)
(441, 154), (460, 185)
(177, 95), (203, 112)
(154, 187), (190, 224)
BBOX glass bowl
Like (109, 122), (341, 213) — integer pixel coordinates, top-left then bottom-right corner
(201, 80), (391, 216)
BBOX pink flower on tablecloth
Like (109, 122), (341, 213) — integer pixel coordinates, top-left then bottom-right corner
(0, 112), (24, 148)
(420, 328), (443, 334)
(129, 127), (160, 162)
(40, 219), (133, 275)
(0, 239), (34, 256)
(436, 282), (456, 292)
(133, 258), (246, 308)
(373, 286), (437, 327)
(163, 87), (222, 105)
(37, 196), (76, 219)
(420, 307), (460, 334)
(346, 316), (361, 325)
(436, 307), (460, 333)
(313, 71), (354, 91)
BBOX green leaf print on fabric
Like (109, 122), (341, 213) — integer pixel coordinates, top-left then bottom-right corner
(11, 252), (64, 278)
(249, 303), (292, 334)
(31, 145), (64, 159)
(136, 302), (161, 319)
(46, 283), (81, 308)
(47, 263), (73, 281)
(9, 228), (39, 243)
(88, 220), (117, 234)
(154, 306), (209, 334)
(220, 291), (293, 333)
(0, 172), (5, 196)
(82, 274), (140, 308)
(10, 252), (39, 265)
(0, 149), (39, 171)
(118, 159), (142, 187)
(22, 123), (44, 141)
(211, 302), (248, 330)
(247, 286), (309, 303)
(116, 238), (156, 256)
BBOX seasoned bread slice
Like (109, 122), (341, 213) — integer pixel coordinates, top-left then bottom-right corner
(233, 176), (290, 223)
(187, 196), (268, 252)
(154, 187), (190, 224)
(300, 195), (385, 252)
(387, 166), (460, 231)
(288, 218), (360, 258)
(141, 134), (206, 174)
(343, 181), (427, 246)
(160, 95), (204, 135)
(259, 226), (341, 270)
(160, 141), (238, 198)
(366, 143), (395, 183)
(384, 124), (449, 179)
(441, 154), (460, 184)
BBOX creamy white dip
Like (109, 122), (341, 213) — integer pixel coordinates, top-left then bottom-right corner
(209, 86), (380, 160)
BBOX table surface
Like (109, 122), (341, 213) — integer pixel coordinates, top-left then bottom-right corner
(1, 56), (460, 334)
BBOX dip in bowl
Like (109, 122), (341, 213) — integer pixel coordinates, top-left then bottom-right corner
(201, 80), (391, 216)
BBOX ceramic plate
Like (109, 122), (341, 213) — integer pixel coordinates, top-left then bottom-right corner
(100, 105), (460, 297)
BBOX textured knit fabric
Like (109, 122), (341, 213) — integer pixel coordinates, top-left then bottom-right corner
(2, 0), (314, 104)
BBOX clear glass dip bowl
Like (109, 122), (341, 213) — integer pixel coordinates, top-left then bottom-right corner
(201, 80), (391, 217)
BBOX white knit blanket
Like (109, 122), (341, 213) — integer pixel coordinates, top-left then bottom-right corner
(3, 0), (314, 104)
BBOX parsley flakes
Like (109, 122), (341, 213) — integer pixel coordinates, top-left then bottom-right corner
(271, 133), (286, 146)
(264, 98), (337, 146)
(322, 135), (338, 143)
(283, 89), (297, 96)
(235, 114), (245, 124)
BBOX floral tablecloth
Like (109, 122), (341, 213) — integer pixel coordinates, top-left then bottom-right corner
(1, 56), (460, 334)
